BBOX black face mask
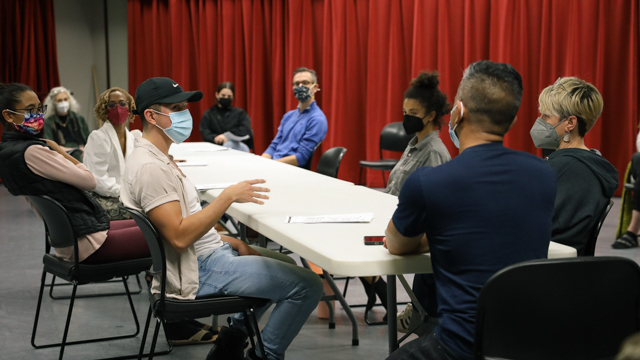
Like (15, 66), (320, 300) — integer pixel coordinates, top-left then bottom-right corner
(403, 114), (427, 134)
(219, 97), (232, 109)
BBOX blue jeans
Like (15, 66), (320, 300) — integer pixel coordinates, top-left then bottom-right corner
(197, 243), (323, 360)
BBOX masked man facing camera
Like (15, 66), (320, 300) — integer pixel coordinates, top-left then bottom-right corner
(261, 67), (328, 168)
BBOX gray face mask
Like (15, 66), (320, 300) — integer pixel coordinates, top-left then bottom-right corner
(529, 117), (568, 149)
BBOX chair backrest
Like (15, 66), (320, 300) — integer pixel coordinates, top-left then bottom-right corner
(475, 257), (640, 360)
(125, 207), (167, 296)
(302, 141), (323, 170)
(582, 199), (614, 256)
(317, 147), (347, 178)
(26, 195), (76, 249)
(379, 122), (413, 155)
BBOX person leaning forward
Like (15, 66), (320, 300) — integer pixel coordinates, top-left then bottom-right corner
(120, 77), (323, 360)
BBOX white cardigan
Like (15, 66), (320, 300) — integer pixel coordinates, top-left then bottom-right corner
(84, 122), (141, 197)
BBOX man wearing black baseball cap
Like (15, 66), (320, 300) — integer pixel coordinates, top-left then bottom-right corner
(121, 77), (323, 360)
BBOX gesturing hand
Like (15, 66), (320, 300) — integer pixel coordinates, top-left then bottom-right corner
(224, 179), (270, 205)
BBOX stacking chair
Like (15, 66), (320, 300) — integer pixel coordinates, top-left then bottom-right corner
(317, 147), (347, 178)
(125, 207), (269, 360)
(28, 195), (153, 360)
(359, 122), (413, 186)
(474, 257), (640, 360)
(582, 199), (614, 256)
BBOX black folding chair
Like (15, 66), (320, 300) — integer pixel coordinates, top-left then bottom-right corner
(359, 122), (413, 186)
(582, 199), (614, 256)
(125, 207), (268, 360)
(475, 256), (640, 360)
(316, 147), (347, 178)
(28, 195), (153, 360)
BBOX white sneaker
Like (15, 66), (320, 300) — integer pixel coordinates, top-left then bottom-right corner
(397, 303), (413, 333)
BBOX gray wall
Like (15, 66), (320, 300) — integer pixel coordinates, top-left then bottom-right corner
(53, 0), (128, 131)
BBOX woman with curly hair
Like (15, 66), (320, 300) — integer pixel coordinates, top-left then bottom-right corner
(42, 86), (90, 161)
(362, 71), (452, 332)
(83, 87), (141, 220)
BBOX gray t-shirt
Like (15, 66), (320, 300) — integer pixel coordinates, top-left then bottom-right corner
(384, 131), (451, 196)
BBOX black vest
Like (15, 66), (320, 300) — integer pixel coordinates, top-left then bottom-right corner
(0, 132), (110, 237)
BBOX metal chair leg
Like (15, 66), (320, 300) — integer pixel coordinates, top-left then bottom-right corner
(249, 308), (267, 358)
(48, 273), (144, 299)
(31, 270), (48, 349)
(58, 282), (78, 359)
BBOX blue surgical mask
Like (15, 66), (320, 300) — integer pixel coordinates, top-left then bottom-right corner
(152, 109), (193, 143)
(449, 102), (464, 148)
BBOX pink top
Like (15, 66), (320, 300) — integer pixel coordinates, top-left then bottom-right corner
(24, 145), (108, 262)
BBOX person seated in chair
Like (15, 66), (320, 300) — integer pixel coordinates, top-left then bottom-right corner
(384, 61), (557, 360)
(363, 71), (452, 331)
(613, 133), (640, 249)
(200, 81), (254, 152)
(0, 83), (150, 265)
(84, 87), (142, 220)
(530, 77), (618, 255)
(261, 67), (327, 168)
(121, 77), (323, 360)
(42, 86), (90, 161)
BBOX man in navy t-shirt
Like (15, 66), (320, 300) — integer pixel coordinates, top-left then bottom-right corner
(385, 61), (557, 360)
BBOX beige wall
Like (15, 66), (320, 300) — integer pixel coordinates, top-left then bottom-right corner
(53, 0), (128, 131)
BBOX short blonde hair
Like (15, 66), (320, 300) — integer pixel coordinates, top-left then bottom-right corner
(538, 77), (603, 136)
(94, 87), (136, 127)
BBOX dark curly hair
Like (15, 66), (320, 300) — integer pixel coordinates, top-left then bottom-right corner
(404, 71), (452, 129)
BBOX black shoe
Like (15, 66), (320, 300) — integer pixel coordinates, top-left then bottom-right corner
(245, 347), (266, 360)
(206, 326), (248, 360)
(612, 233), (639, 249)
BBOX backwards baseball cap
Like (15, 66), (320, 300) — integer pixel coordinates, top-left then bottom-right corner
(132, 77), (203, 116)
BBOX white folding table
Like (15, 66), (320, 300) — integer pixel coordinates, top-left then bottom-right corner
(170, 142), (578, 355)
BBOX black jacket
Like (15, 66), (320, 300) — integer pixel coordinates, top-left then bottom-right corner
(0, 131), (109, 237)
(547, 148), (618, 255)
(200, 105), (253, 149)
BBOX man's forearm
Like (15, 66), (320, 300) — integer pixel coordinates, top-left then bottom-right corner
(276, 154), (298, 166)
(385, 220), (426, 255)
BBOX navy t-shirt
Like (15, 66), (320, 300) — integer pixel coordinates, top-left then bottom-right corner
(392, 142), (556, 360)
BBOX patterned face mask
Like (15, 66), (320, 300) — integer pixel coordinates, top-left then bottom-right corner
(6, 110), (45, 135)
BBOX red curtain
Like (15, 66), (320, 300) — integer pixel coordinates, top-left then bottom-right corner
(129, 0), (639, 192)
(0, 0), (61, 139)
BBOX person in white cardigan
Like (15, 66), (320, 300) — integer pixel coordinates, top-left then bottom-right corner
(84, 87), (141, 220)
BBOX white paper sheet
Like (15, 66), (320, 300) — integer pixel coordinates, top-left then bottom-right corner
(285, 213), (374, 224)
(176, 160), (208, 167)
(196, 183), (236, 191)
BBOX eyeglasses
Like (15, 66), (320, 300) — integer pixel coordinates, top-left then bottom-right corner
(555, 77), (573, 98)
(10, 104), (48, 115)
(293, 80), (313, 87)
(107, 101), (129, 109)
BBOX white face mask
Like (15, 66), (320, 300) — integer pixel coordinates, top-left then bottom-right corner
(56, 101), (70, 114)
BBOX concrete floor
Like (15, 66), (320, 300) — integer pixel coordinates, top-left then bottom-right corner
(0, 184), (638, 360)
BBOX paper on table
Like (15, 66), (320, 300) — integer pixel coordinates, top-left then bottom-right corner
(176, 160), (208, 167)
(187, 147), (229, 152)
(285, 213), (374, 224)
(196, 183), (236, 191)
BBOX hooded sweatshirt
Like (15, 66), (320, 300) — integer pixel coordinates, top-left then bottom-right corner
(546, 148), (619, 255)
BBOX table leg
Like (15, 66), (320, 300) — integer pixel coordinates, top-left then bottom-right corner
(323, 270), (359, 346)
(387, 275), (398, 355)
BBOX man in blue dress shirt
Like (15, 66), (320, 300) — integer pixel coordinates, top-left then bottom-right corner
(262, 67), (328, 168)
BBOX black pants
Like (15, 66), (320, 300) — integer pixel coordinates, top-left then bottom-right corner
(632, 152), (640, 211)
(386, 332), (458, 360)
(412, 273), (440, 317)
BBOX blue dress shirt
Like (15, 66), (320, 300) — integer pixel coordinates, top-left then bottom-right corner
(264, 101), (327, 167)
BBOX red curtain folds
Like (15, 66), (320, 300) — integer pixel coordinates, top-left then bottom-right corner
(0, 0), (60, 140)
(129, 0), (639, 192)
